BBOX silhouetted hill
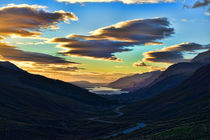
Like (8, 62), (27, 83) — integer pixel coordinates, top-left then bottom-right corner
(0, 61), (23, 71)
(0, 61), (114, 139)
(0, 62), (112, 106)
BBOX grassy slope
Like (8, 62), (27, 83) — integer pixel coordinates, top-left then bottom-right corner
(110, 64), (210, 139)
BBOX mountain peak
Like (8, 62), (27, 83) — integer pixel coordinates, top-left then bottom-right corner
(191, 49), (210, 63)
(0, 61), (24, 72)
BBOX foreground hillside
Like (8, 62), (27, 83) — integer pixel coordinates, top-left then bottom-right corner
(0, 61), (116, 139)
(112, 63), (210, 139)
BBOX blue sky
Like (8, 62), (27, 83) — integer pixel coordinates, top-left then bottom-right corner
(0, 0), (209, 82)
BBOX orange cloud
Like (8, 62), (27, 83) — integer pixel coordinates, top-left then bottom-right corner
(133, 61), (147, 67)
(0, 4), (78, 38)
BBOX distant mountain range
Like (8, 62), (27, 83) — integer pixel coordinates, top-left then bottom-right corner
(71, 80), (107, 88)
(104, 49), (210, 102)
(107, 49), (210, 93)
(108, 70), (162, 91)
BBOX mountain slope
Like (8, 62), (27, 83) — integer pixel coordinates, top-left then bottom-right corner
(104, 49), (210, 103)
(0, 61), (23, 71)
(0, 61), (114, 139)
(108, 70), (162, 91)
(123, 63), (210, 120)
(106, 64), (210, 140)
(0, 62), (112, 106)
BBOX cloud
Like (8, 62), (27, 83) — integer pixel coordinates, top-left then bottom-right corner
(53, 38), (131, 61)
(52, 18), (174, 61)
(184, 0), (210, 15)
(0, 42), (77, 64)
(49, 66), (85, 71)
(143, 42), (210, 63)
(72, 18), (174, 42)
(192, 0), (210, 8)
(56, 0), (176, 4)
(0, 4), (82, 78)
(0, 36), (4, 40)
(132, 60), (166, 71)
(133, 61), (147, 67)
(205, 11), (210, 15)
(0, 4), (78, 37)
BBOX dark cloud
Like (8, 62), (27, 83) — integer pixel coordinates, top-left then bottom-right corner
(52, 18), (174, 61)
(143, 43), (210, 63)
(192, 0), (210, 8)
(184, 0), (210, 15)
(69, 18), (174, 43)
(50, 66), (85, 71)
(163, 43), (205, 52)
(0, 42), (77, 64)
(144, 51), (185, 63)
(56, 38), (132, 61)
(0, 4), (78, 37)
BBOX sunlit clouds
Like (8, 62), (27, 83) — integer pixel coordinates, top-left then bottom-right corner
(0, 4), (77, 38)
(0, 4), (82, 80)
(133, 61), (147, 67)
(143, 43), (210, 63)
(52, 18), (174, 61)
(0, 0), (209, 83)
(56, 0), (176, 4)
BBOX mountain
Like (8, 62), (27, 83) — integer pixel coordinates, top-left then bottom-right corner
(71, 80), (107, 88)
(108, 70), (162, 91)
(0, 61), (23, 72)
(104, 49), (210, 102)
(191, 48), (210, 63)
(124, 63), (210, 120)
(113, 63), (210, 140)
(0, 61), (114, 139)
(132, 50), (210, 100)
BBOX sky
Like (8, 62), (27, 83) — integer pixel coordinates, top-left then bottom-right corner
(0, 0), (209, 83)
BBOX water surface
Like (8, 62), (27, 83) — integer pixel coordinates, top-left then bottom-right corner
(88, 86), (128, 95)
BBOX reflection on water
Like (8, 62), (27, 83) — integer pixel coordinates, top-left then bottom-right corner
(88, 87), (128, 95)
(104, 123), (146, 138)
